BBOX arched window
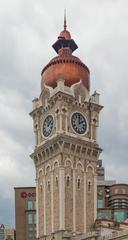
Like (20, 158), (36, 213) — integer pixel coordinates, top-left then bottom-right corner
(47, 180), (50, 191)
(55, 176), (58, 187)
(77, 178), (81, 189)
(66, 175), (70, 187)
(54, 161), (59, 169)
(88, 180), (91, 192)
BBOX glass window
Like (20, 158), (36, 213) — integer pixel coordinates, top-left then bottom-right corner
(114, 211), (127, 222)
(28, 226), (33, 231)
(98, 211), (110, 220)
(98, 212), (102, 219)
(113, 199), (118, 208)
(98, 199), (103, 208)
(122, 199), (127, 208)
(33, 201), (36, 210)
(105, 212), (110, 220)
(34, 213), (36, 224)
(122, 189), (126, 194)
(28, 201), (33, 210)
(114, 205), (118, 208)
(28, 214), (33, 224)
(114, 189), (118, 194)
(28, 232), (33, 238)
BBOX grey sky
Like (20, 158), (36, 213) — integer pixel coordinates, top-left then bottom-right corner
(0, 0), (128, 227)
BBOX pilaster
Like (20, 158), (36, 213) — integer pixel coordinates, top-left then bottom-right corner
(59, 167), (65, 230)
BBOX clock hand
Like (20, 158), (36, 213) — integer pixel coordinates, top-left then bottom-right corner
(48, 119), (52, 127)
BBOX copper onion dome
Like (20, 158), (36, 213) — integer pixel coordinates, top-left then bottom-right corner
(41, 14), (90, 90)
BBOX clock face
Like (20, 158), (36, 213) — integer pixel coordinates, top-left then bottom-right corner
(42, 115), (54, 137)
(71, 112), (87, 134)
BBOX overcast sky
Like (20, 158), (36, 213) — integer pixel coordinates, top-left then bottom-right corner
(0, 0), (128, 227)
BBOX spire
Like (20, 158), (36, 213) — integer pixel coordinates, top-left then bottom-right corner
(64, 9), (67, 30)
(52, 11), (78, 54)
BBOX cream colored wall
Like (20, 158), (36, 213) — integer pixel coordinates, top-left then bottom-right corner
(30, 80), (102, 239)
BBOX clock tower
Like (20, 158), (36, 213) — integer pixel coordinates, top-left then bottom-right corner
(30, 16), (103, 240)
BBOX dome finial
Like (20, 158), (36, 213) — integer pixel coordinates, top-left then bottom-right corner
(64, 9), (67, 30)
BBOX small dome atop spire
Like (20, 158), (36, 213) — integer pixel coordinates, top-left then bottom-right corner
(59, 10), (71, 40)
(59, 30), (71, 40)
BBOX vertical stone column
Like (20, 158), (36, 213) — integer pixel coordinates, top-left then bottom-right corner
(73, 169), (76, 233)
(59, 113), (63, 132)
(90, 109), (93, 140)
(84, 172), (87, 233)
(36, 178), (39, 238)
(59, 167), (65, 230)
(65, 113), (68, 133)
(51, 171), (54, 233)
(55, 113), (58, 132)
(43, 175), (46, 235)
(34, 127), (38, 146)
(95, 124), (98, 141)
(94, 174), (97, 221)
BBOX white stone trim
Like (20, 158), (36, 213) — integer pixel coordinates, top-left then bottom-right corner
(65, 158), (73, 168)
(76, 161), (84, 171)
(51, 172), (54, 232)
(43, 175), (46, 235)
(59, 113), (63, 132)
(73, 169), (76, 233)
(36, 179), (39, 238)
(59, 167), (65, 230)
(38, 168), (43, 178)
(94, 174), (97, 221)
(45, 164), (51, 174)
(65, 112), (68, 132)
(55, 112), (59, 132)
(53, 159), (59, 169)
(84, 172), (86, 233)
(86, 164), (94, 174)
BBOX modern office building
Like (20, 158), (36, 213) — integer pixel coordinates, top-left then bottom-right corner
(14, 187), (36, 240)
(97, 183), (128, 222)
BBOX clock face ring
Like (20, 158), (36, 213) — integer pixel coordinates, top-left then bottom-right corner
(42, 115), (54, 138)
(71, 112), (87, 135)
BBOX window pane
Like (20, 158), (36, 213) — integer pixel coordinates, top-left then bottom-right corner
(98, 212), (102, 219)
(28, 232), (33, 238)
(114, 189), (118, 194)
(98, 199), (103, 208)
(28, 201), (33, 210)
(33, 201), (36, 210)
(114, 211), (127, 222)
(98, 211), (110, 220)
(122, 189), (126, 194)
(28, 214), (33, 224)
(34, 213), (36, 224)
